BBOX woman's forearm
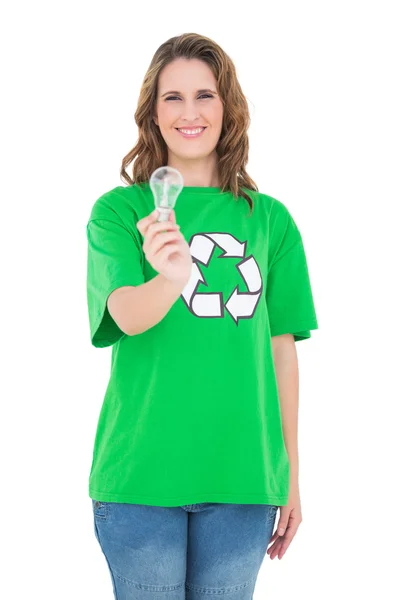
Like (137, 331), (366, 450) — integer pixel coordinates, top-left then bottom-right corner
(107, 274), (187, 337)
(271, 334), (300, 483)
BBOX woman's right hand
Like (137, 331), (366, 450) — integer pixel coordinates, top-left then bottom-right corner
(136, 209), (193, 287)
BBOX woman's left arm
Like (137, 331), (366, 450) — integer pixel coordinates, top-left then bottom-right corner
(267, 333), (303, 560)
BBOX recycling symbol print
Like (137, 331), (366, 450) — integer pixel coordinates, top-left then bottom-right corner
(180, 231), (263, 324)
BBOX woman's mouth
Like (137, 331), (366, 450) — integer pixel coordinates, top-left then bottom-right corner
(175, 127), (206, 138)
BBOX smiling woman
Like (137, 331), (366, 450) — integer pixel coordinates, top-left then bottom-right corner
(120, 32), (259, 210)
(152, 56), (225, 184)
(87, 31), (319, 599)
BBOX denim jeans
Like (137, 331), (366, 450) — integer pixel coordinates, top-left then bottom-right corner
(91, 500), (279, 600)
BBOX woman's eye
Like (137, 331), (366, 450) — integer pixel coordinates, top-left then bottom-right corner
(165, 94), (213, 101)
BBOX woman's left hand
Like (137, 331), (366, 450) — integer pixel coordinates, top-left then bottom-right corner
(267, 480), (303, 560)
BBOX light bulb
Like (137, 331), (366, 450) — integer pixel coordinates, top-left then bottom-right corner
(149, 166), (184, 222)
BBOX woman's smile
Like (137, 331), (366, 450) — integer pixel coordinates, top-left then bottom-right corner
(175, 126), (207, 138)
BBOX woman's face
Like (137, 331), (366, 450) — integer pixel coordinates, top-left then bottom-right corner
(153, 58), (224, 161)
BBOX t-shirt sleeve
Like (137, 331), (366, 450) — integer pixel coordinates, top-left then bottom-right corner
(266, 205), (318, 342)
(86, 218), (145, 348)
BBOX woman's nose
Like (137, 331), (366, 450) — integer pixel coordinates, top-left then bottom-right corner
(178, 101), (200, 121)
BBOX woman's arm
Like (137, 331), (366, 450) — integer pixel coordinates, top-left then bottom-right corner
(268, 333), (303, 560)
(107, 274), (186, 336)
(271, 334), (300, 484)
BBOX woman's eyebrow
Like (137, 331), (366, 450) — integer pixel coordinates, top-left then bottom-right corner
(160, 89), (217, 97)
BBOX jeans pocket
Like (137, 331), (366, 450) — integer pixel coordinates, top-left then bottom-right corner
(268, 504), (278, 522)
(92, 500), (109, 521)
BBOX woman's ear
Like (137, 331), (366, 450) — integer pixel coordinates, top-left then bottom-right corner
(153, 116), (158, 126)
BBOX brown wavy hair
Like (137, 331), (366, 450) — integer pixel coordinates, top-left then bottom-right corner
(120, 32), (259, 213)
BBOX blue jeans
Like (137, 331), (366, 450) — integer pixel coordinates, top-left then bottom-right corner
(92, 500), (279, 600)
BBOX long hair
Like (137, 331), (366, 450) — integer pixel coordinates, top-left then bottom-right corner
(120, 32), (259, 213)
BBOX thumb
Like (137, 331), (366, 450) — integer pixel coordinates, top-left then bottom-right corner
(168, 209), (176, 223)
(277, 521), (287, 536)
(137, 208), (159, 234)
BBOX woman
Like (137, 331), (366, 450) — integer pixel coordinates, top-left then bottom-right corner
(86, 32), (318, 599)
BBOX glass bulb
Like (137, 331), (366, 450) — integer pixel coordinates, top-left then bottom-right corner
(149, 166), (184, 222)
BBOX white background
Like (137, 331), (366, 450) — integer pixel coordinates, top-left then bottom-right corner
(2, 1), (399, 598)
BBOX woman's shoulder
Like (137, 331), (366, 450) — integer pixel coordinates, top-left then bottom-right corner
(87, 184), (147, 224)
(245, 187), (293, 222)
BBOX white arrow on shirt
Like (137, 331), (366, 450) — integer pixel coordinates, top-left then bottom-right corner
(190, 233), (246, 264)
(180, 232), (263, 322)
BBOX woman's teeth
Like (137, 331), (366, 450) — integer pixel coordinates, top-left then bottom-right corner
(176, 127), (206, 136)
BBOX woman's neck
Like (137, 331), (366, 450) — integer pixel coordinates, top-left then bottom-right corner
(167, 153), (220, 187)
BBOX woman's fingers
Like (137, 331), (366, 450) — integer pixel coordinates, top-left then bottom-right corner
(142, 221), (179, 253)
(267, 537), (284, 559)
(267, 520), (299, 559)
(136, 209), (159, 236)
(150, 230), (183, 257)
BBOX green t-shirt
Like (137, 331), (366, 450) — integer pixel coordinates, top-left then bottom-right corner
(86, 182), (318, 506)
